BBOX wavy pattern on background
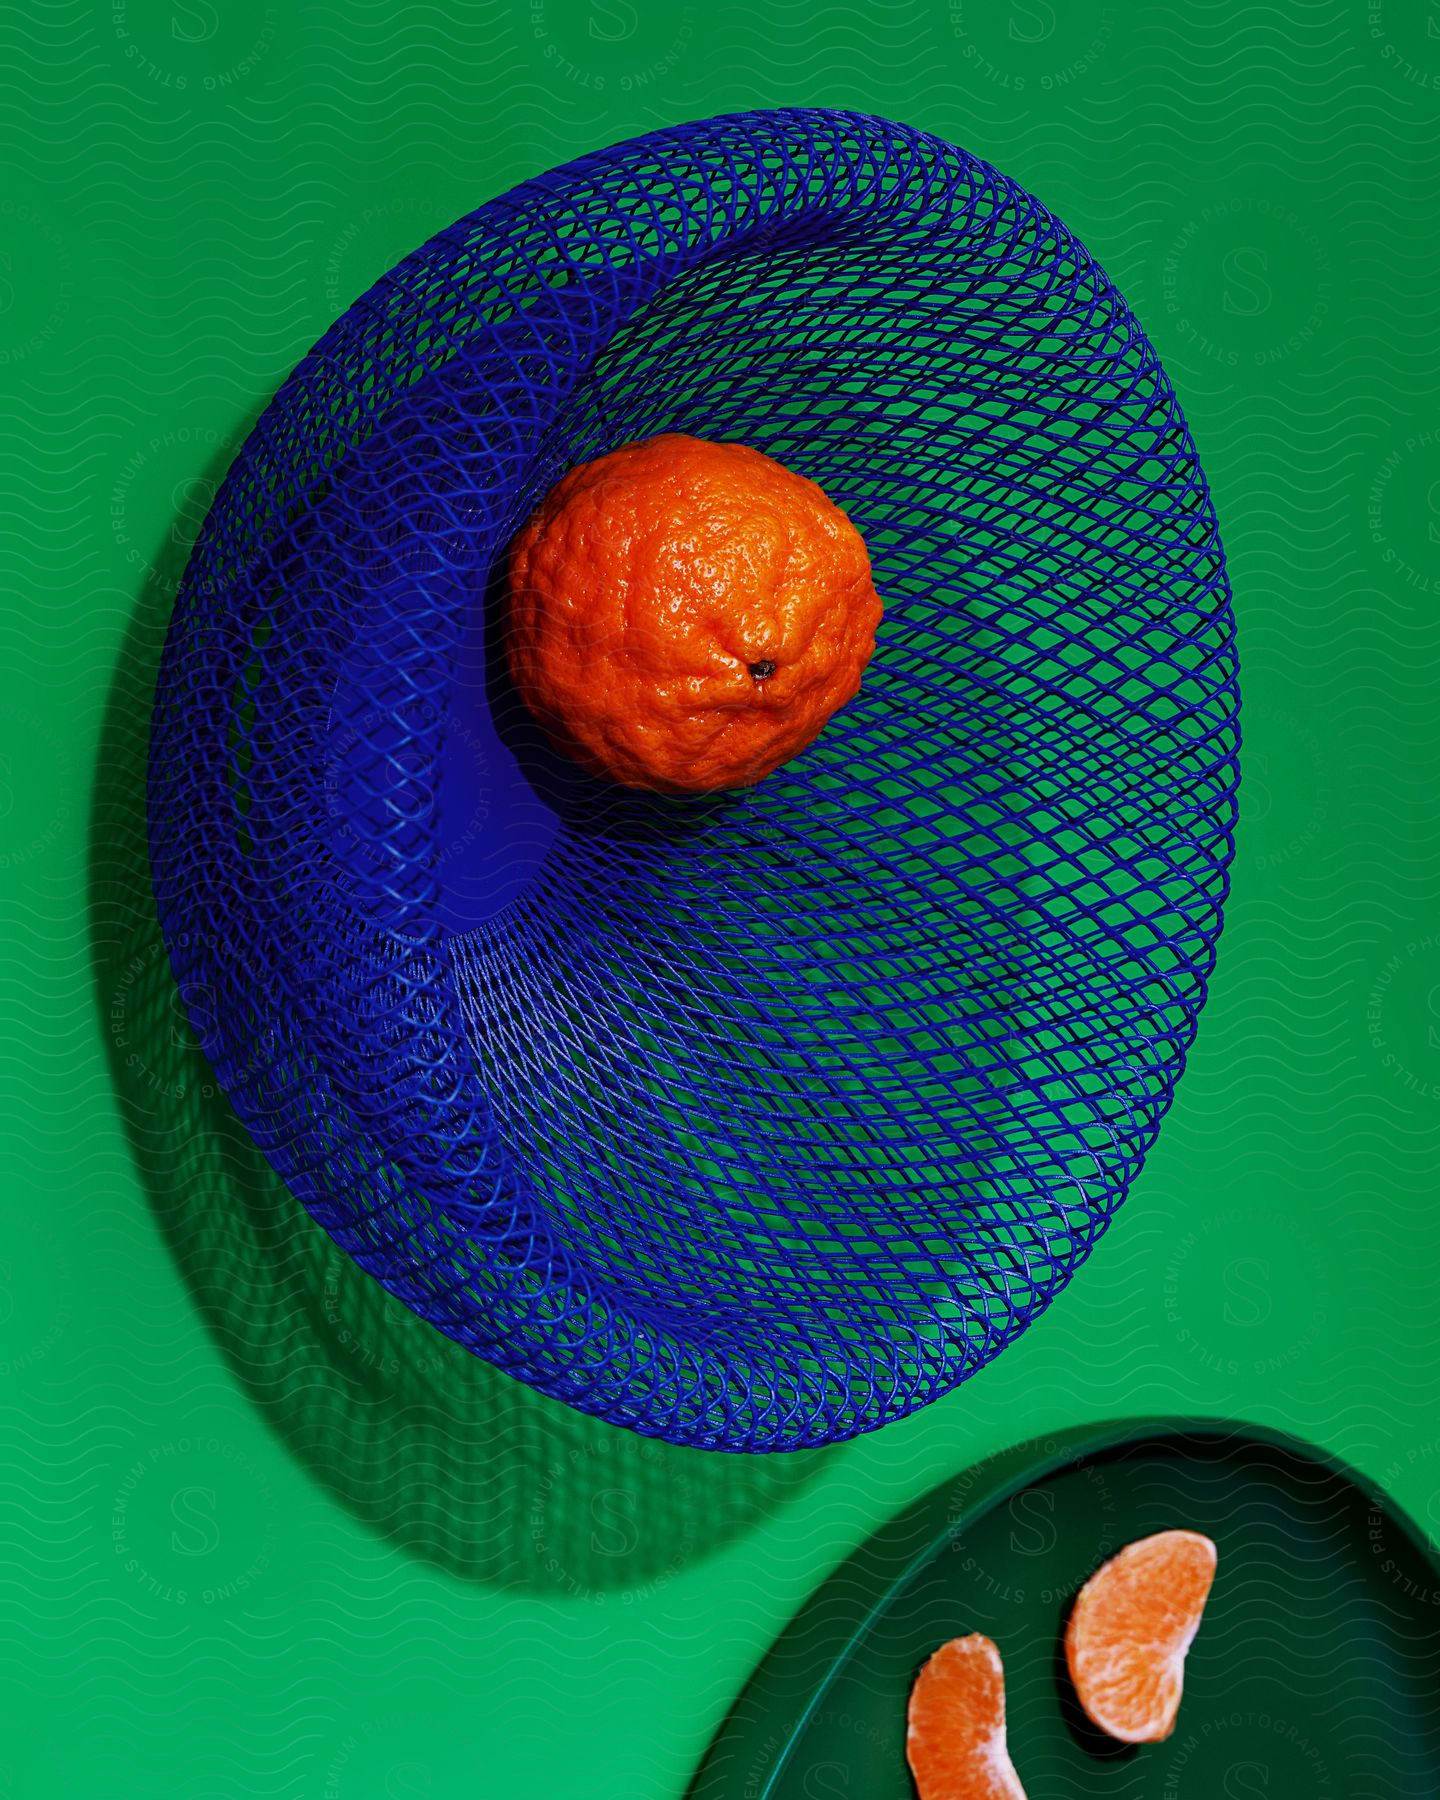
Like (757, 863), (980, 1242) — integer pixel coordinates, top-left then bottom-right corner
(1, 0), (1437, 1795)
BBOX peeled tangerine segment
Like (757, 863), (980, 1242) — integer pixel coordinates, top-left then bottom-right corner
(907, 1633), (1028, 1800)
(1065, 1528), (1218, 1743)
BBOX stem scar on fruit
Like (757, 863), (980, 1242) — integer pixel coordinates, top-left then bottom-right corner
(506, 433), (882, 795)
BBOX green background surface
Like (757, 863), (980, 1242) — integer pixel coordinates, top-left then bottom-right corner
(4, 2), (1438, 1794)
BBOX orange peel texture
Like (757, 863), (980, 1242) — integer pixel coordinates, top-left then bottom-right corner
(505, 433), (882, 793)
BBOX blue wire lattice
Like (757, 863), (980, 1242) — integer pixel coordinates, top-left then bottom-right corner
(148, 109), (1239, 1451)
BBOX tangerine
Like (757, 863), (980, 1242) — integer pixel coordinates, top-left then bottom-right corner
(907, 1633), (1028, 1800)
(1065, 1529), (1217, 1743)
(505, 434), (881, 793)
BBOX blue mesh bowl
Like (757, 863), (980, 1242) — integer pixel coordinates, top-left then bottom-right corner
(148, 109), (1239, 1451)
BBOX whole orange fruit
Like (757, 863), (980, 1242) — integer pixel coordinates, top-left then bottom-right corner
(505, 433), (881, 794)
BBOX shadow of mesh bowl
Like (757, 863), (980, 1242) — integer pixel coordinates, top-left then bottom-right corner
(147, 109), (1239, 1451)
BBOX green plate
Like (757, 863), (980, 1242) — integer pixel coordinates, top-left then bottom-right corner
(690, 1421), (1440, 1799)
